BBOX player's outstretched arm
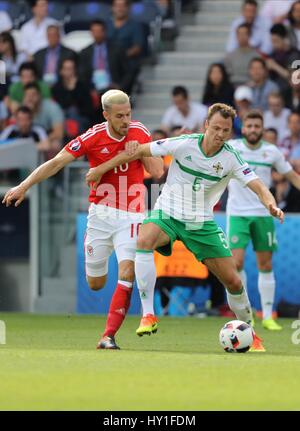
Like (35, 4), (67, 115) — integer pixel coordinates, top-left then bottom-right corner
(247, 178), (284, 223)
(2, 149), (75, 207)
(284, 169), (300, 190)
(86, 142), (152, 188)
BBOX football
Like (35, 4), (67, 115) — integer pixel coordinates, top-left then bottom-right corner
(219, 320), (254, 353)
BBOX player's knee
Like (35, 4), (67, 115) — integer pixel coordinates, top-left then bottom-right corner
(136, 235), (156, 251)
(87, 277), (106, 291)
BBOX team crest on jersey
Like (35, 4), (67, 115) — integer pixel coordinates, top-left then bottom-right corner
(212, 161), (223, 174)
(69, 139), (81, 152)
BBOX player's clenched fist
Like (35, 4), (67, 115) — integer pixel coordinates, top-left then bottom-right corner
(269, 204), (284, 224)
(85, 167), (103, 189)
(125, 141), (140, 156)
(2, 185), (27, 207)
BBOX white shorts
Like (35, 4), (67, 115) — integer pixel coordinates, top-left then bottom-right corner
(85, 204), (144, 277)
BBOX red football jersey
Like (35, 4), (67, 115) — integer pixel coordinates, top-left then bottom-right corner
(64, 121), (151, 212)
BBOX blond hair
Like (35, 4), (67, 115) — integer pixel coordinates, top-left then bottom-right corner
(101, 89), (130, 111)
(207, 103), (236, 124)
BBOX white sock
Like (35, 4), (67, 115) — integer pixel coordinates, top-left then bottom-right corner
(226, 287), (253, 325)
(135, 251), (156, 316)
(238, 269), (247, 292)
(258, 271), (275, 320)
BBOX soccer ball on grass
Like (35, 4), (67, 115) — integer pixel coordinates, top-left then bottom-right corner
(219, 320), (253, 353)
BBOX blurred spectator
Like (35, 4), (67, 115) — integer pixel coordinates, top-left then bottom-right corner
(0, 11), (12, 33)
(226, 0), (272, 55)
(260, 0), (295, 24)
(265, 23), (300, 92)
(0, 106), (50, 152)
(79, 20), (133, 95)
(279, 112), (300, 167)
(287, 0), (300, 50)
(223, 23), (258, 87)
(264, 92), (291, 142)
(247, 57), (279, 111)
(161, 86), (207, 133)
(52, 58), (94, 133)
(34, 25), (77, 87)
(271, 170), (300, 211)
(0, 32), (27, 83)
(19, 0), (59, 56)
(232, 85), (253, 138)
(22, 82), (64, 153)
(107, 0), (144, 94)
(202, 63), (234, 106)
(263, 127), (278, 145)
(7, 62), (51, 114)
(283, 68), (300, 112)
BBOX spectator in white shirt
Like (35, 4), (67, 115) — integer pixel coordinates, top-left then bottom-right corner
(0, 11), (12, 33)
(226, 0), (272, 55)
(264, 92), (291, 142)
(260, 0), (295, 24)
(20, 0), (59, 56)
(161, 86), (207, 133)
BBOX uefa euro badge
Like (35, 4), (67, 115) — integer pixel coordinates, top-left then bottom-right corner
(0, 320), (6, 344)
(213, 161), (223, 175)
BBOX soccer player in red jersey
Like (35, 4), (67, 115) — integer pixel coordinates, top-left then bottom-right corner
(2, 89), (164, 349)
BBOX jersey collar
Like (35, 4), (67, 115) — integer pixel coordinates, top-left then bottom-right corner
(242, 138), (263, 150)
(105, 122), (126, 142)
(198, 134), (225, 158)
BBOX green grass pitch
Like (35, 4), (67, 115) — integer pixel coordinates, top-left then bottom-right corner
(0, 313), (300, 410)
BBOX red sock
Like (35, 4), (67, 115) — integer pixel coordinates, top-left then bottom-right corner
(103, 282), (132, 337)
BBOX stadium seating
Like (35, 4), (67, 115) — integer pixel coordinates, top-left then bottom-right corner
(65, 2), (111, 32)
(47, 1), (69, 23)
(0, 0), (29, 28)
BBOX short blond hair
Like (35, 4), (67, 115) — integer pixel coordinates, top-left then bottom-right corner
(207, 103), (236, 124)
(101, 89), (130, 111)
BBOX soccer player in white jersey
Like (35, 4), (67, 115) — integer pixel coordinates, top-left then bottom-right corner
(86, 103), (285, 352)
(2, 90), (164, 350)
(226, 110), (300, 337)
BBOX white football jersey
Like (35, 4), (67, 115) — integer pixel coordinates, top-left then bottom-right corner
(150, 134), (257, 223)
(226, 139), (292, 216)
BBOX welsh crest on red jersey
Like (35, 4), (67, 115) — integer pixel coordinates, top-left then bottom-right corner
(64, 121), (151, 212)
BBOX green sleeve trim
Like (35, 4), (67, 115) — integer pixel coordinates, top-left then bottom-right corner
(246, 161), (272, 168)
(169, 134), (200, 141)
(259, 270), (273, 274)
(136, 249), (153, 254)
(224, 143), (245, 166)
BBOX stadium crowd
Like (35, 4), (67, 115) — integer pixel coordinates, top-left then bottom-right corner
(1, 0), (300, 316)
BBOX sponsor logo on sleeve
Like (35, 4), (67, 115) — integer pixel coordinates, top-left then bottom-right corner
(69, 139), (81, 152)
(242, 167), (252, 175)
(156, 140), (165, 146)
